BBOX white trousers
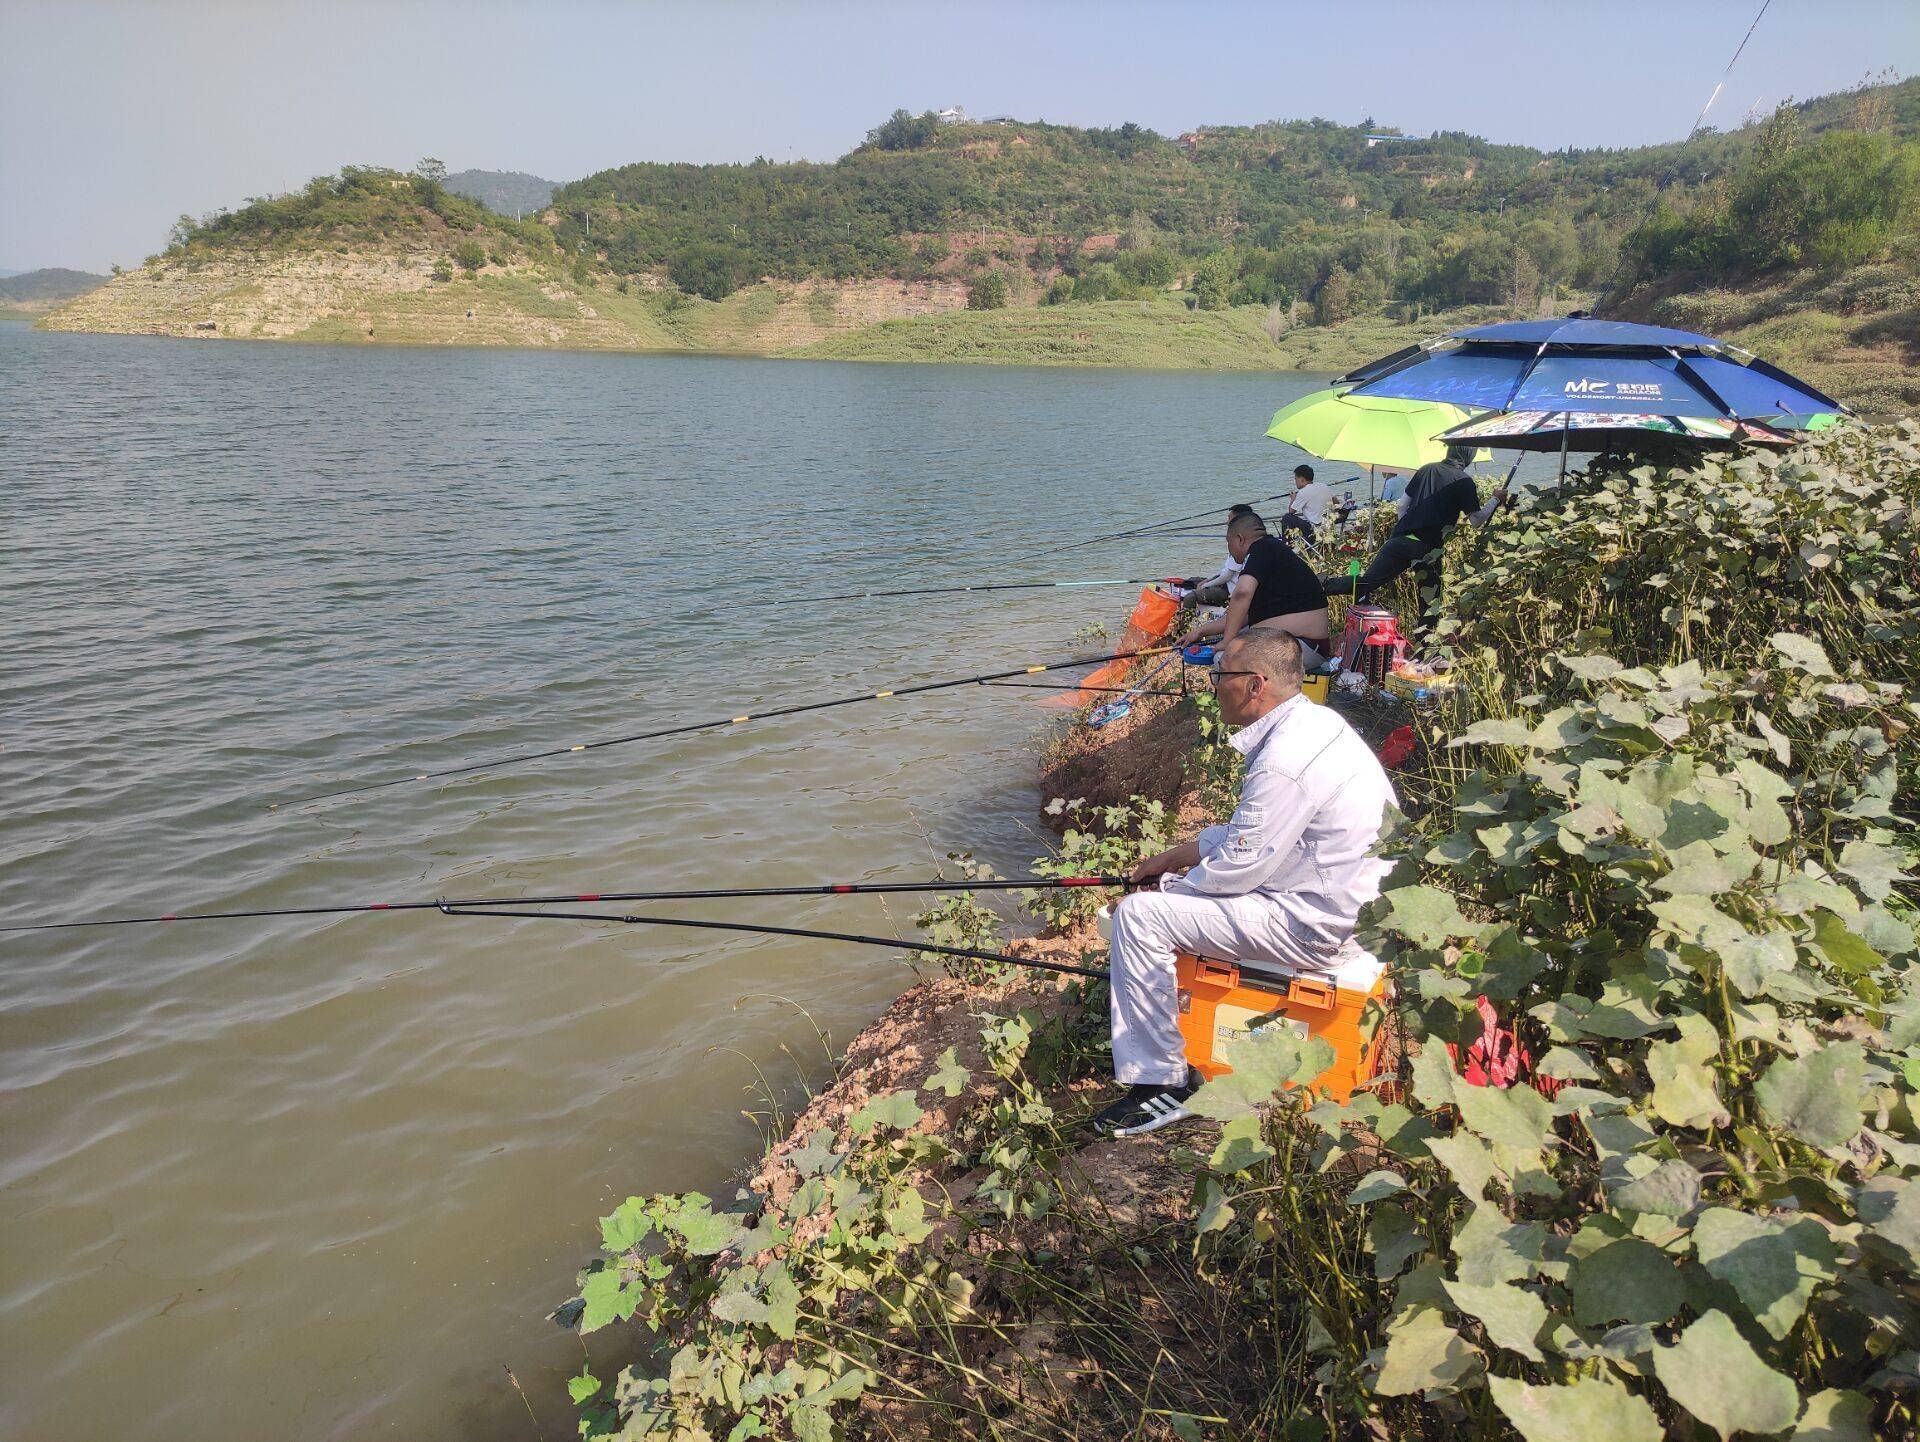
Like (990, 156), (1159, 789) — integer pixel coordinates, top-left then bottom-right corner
(1107, 886), (1374, 1086)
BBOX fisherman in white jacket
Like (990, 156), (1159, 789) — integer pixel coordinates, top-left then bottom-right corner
(1094, 628), (1397, 1136)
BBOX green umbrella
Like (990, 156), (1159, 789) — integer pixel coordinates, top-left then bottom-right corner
(1266, 387), (1486, 468)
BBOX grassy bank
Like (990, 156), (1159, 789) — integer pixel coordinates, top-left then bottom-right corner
(553, 419), (1920, 1440)
(786, 297), (1292, 369)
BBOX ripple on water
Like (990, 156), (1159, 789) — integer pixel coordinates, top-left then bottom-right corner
(0, 326), (1354, 1442)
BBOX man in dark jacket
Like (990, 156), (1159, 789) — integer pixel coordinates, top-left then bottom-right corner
(1321, 447), (1506, 605)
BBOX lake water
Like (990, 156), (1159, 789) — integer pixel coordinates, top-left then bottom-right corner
(0, 322), (1377, 1440)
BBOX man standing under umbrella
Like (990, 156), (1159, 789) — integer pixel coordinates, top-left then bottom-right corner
(1321, 445), (1506, 608)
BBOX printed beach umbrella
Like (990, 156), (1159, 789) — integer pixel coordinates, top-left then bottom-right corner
(1266, 388), (1486, 470)
(1342, 314), (1843, 475)
(1341, 315), (1844, 423)
(1436, 409), (1797, 453)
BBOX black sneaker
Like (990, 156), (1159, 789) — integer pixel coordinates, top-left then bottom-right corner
(1093, 1082), (1197, 1137)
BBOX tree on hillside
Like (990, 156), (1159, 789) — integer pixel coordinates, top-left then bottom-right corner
(453, 239), (486, 272)
(669, 243), (747, 300)
(1312, 264), (1352, 324)
(867, 110), (940, 152)
(415, 157), (448, 184)
(966, 270), (1010, 309)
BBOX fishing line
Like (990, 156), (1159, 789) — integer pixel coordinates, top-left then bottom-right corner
(277, 642), (1177, 809)
(1000, 491), (1294, 565)
(0, 875), (1128, 936)
(437, 905), (1109, 982)
(748, 576), (1181, 608)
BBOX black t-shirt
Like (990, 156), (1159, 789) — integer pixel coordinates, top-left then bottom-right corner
(1393, 460), (1482, 548)
(1240, 534), (1326, 628)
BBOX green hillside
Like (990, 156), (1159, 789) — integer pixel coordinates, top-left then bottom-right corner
(0, 267), (108, 313)
(68, 75), (1920, 404)
(556, 78), (1919, 319)
(443, 168), (558, 217)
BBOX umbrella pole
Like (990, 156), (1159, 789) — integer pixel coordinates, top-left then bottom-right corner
(1558, 412), (1571, 481)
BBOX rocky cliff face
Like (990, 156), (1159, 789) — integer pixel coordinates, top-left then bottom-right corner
(39, 248), (971, 354)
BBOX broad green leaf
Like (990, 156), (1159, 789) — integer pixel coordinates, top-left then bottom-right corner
(734, 1213), (790, 1254)
(789, 1403), (832, 1442)
(1608, 1158), (1701, 1218)
(1839, 837), (1904, 901)
(669, 1204), (747, 1257)
(1571, 1238), (1684, 1326)
(922, 1045), (970, 1098)
(567, 1369), (602, 1405)
(1382, 884), (1480, 947)
(1755, 1043), (1867, 1149)
(1645, 1017), (1725, 1129)
(1347, 1170), (1406, 1206)
(1654, 1310), (1801, 1440)
(762, 1265), (801, 1340)
(578, 1268), (640, 1333)
(1770, 631), (1834, 677)
(1790, 1389), (1875, 1442)
(882, 1186), (933, 1245)
(1442, 1279), (1548, 1360)
(1536, 1046), (1599, 1081)
(1692, 1207), (1837, 1340)
(1722, 930), (1797, 999)
(787, 1130), (842, 1177)
(1456, 718), (1536, 746)
(1451, 1204), (1547, 1286)
(1209, 1113), (1275, 1172)
(1187, 1028), (1335, 1119)
(1425, 1132), (1499, 1199)
(711, 1289), (771, 1325)
(1856, 1176), (1920, 1261)
(1195, 1177), (1235, 1235)
(600, 1198), (653, 1254)
(1559, 653), (1623, 681)
(1453, 1079), (1554, 1153)
(849, 1090), (924, 1136)
(1487, 1374), (1662, 1442)
(1410, 1043), (1458, 1108)
(1374, 1307), (1479, 1396)
(1810, 910), (1885, 976)
(1368, 1203), (1422, 1280)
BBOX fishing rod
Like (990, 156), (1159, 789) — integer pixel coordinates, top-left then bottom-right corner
(438, 905), (1109, 982)
(0, 874), (1130, 937)
(279, 642), (1177, 809)
(1001, 491), (1294, 565)
(751, 576), (1182, 609)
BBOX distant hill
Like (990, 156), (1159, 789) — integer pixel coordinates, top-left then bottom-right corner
(443, 169), (559, 217)
(1, 267), (109, 312)
(35, 76), (1919, 407)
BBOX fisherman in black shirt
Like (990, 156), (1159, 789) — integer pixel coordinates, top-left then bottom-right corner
(1177, 511), (1331, 662)
(1320, 446), (1506, 606)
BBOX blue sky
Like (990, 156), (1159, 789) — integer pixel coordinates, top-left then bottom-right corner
(3, 0), (1915, 272)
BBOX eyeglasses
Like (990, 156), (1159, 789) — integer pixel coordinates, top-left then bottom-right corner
(1208, 662), (1258, 685)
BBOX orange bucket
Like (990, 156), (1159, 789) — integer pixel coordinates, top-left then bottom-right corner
(1052, 587), (1180, 707)
(1175, 952), (1389, 1102)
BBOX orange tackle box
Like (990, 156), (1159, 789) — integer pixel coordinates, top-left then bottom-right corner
(1175, 952), (1390, 1101)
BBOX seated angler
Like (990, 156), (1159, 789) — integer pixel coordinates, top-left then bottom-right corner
(1173, 503), (1256, 608)
(1176, 509), (1332, 667)
(1094, 630), (1397, 1136)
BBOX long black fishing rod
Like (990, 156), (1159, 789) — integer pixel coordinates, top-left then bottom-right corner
(753, 575), (1181, 609)
(278, 642), (1176, 809)
(0, 875), (1128, 937)
(438, 905), (1109, 982)
(1001, 491), (1293, 565)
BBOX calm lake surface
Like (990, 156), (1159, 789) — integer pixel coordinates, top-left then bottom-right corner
(1, 322), (1372, 1440)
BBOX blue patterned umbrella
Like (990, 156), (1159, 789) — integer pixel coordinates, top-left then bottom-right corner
(1343, 315), (1843, 474)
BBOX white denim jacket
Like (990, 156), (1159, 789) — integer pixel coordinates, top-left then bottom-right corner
(1170, 693), (1397, 957)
